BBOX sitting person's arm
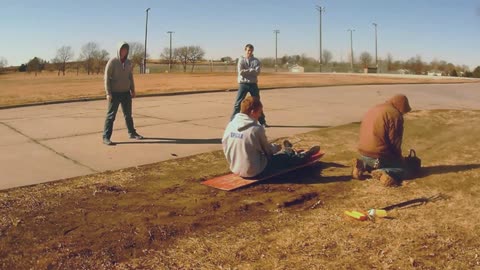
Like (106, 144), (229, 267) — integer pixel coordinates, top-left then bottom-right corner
(256, 127), (280, 157)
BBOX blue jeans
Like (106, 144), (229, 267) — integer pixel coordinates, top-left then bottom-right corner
(103, 92), (136, 139)
(359, 155), (406, 180)
(230, 83), (266, 125)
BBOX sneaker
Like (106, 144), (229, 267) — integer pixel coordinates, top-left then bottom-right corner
(371, 170), (398, 187)
(103, 138), (114, 146)
(129, 133), (144, 140)
(304, 145), (321, 158)
(283, 140), (293, 148)
(351, 158), (365, 180)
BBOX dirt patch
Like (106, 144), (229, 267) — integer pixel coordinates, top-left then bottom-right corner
(1, 110), (480, 269)
(0, 72), (476, 107)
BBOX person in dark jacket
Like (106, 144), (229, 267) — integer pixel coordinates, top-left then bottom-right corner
(352, 94), (412, 186)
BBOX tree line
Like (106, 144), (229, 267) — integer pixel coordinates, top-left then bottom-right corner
(258, 49), (479, 77)
(2, 44), (480, 77)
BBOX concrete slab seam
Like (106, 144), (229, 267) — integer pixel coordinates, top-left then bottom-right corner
(0, 121), (98, 173)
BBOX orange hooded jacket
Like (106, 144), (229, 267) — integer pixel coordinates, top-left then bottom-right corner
(358, 94), (411, 159)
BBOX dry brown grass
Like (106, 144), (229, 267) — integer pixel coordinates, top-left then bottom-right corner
(0, 72), (475, 108)
(1, 110), (479, 269)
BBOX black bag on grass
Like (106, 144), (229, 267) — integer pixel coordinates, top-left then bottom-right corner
(405, 149), (421, 174)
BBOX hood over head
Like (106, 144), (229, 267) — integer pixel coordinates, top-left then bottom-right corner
(117, 41), (129, 60)
(387, 94), (411, 114)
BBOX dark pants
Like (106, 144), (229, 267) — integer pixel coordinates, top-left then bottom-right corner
(359, 155), (407, 181)
(103, 92), (136, 139)
(260, 149), (308, 176)
(230, 83), (266, 125)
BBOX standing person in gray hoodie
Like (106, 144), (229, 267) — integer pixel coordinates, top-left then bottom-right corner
(230, 44), (267, 126)
(102, 42), (143, 145)
(223, 96), (319, 178)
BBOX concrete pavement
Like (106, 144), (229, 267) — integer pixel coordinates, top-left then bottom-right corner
(1, 83), (479, 190)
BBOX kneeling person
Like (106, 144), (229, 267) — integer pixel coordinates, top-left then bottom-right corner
(352, 94), (412, 186)
(222, 96), (319, 178)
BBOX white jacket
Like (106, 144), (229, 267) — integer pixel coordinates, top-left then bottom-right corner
(222, 113), (279, 177)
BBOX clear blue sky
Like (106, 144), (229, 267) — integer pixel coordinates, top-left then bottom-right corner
(2, 0), (479, 69)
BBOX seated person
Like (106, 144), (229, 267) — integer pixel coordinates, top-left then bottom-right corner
(352, 94), (412, 186)
(222, 96), (320, 178)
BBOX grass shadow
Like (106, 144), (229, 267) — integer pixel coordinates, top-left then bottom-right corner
(115, 137), (222, 145)
(261, 162), (351, 185)
(416, 164), (480, 178)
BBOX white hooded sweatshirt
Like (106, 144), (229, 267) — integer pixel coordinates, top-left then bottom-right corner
(222, 113), (279, 177)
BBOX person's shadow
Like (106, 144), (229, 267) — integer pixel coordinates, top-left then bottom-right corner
(115, 137), (222, 145)
(262, 161), (351, 185)
(268, 125), (329, 129)
(415, 164), (480, 178)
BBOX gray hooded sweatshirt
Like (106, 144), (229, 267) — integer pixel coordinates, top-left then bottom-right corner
(237, 55), (261, 84)
(104, 42), (135, 95)
(222, 113), (278, 177)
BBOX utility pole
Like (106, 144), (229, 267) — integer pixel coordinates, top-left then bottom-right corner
(348, 29), (355, 72)
(316, 5), (325, 72)
(273, 30), (280, 72)
(144, 8), (150, 74)
(372, 22), (378, 71)
(167, 31), (174, 72)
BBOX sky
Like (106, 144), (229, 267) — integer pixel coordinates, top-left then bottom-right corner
(1, 0), (480, 69)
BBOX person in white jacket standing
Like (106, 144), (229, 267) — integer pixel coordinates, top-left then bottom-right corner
(222, 96), (320, 178)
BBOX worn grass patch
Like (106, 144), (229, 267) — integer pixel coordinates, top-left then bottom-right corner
(1, 110), (479, 269)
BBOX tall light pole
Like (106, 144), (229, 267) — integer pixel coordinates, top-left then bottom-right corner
(144, 8), (150, 74)
(372, 22), (378, 71)
(347, 29), (355, 72)
(167, 31), (174, 72)
(273, 30), (280, 72)
(316, 5), (325, 72)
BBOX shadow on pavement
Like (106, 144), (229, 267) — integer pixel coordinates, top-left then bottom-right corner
(115, 137), (222, 145)
(268, 125), (329, 129)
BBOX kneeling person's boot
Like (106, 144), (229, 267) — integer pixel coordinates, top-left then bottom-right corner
(351, 158), (365, 180)
(371, 170), (398, 187)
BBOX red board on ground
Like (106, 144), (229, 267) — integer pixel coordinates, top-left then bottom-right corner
(202, 152), (325, 191)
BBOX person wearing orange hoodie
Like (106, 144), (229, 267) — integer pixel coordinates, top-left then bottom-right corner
(352, 94), (412, 186)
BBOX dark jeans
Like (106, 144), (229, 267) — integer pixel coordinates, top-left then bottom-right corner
(359, 155), (407, 180)
(230, 83), (266, 125)
(103, 92), (136, 139)
(260, 149), (308, 176)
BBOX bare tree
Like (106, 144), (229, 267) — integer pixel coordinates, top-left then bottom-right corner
(174, 47), (190, 72)
(93, 49), (109, 74)
(53, 46), (74, 76)
(322, 49), (333, 65)
(160, 47), (177, 70)
(359, 52), (373, 68)
(187, 46), (205, 72)
(80, 42), (100, 75)
(0, 57), (7, 73)
(129, 42), (148, 72)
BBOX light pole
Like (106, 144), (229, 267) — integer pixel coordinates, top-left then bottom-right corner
(372, 22), (378, 71)
(144, 8), (150, 74)
(316, 5), (325, 72)
(167, 31), (174, 72)
(273, 30), (280, 72)
(347, 29), (355, 72)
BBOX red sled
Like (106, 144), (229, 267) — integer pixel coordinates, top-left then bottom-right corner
(202, 152), (325, 191)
